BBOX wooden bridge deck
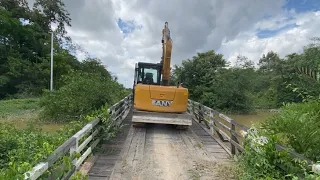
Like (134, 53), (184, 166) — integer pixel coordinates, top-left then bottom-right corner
(85, 108), (232, 180)
(87, 109), (134, 179)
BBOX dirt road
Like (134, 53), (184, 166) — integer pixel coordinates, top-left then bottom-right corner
(109, 123), (234, 180)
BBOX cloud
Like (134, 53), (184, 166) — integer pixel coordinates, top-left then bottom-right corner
(219, 10), (320, 65)
(26, 0), (320, 88)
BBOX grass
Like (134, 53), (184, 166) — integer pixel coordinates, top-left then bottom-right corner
(0, 98), (64, 133)
(0, 98), (39, 117)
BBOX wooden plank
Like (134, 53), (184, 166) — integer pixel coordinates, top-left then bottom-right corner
(132, 127), (146, 168)
(76, 146), (92, 168)
(218, 113), (232, 123)
(125, 128), (141, 168)
(231, 120), (249, 131)
(108, 125), (135, 179)
(205, 144), (222, 149)
(181, 130), (215, 161)
(192, 118), (232, 156)
(79, 155), (98, 175)
(88, 176), (110, 180)
(47, 137), (76, 166)
(73, 119), (100, 141)
(206, 148), (228, 153)
(24, 162), (48, 180)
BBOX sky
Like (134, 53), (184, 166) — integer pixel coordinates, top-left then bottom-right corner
(28, 0), (320, 88)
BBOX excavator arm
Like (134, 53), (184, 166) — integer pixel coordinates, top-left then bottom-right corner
(160, 22), (172, 86)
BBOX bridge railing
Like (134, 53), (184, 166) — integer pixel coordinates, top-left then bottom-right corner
(24, 94), (133, 180)
(187, 99), (317, 173)
(187, 99), (247, 155)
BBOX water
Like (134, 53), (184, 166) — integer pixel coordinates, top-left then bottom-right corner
(227, 110), (276, 128)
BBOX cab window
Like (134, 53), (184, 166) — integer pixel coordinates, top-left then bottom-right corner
(138, 67), (160, 85)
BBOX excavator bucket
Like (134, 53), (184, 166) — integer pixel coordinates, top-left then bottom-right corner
(132, 109), (192, 126)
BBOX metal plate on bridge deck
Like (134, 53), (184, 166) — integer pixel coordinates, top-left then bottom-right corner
(132, 110), (192, 126)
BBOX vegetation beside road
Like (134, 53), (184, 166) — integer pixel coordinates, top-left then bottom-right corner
(171, 40), (320, 179)
(0, 1), (130, 178)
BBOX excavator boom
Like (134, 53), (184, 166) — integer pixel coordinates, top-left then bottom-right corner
(132, 22), (191, 128)
(161, 22), (172, 85)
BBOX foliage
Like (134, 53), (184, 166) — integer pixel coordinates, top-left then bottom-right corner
(39, 71), (129, 122)
(237, 99), (320, 179)
(237, 126), (320, 179)
(0, 120), (85, 178)
(0, 0), (94, 99)
(237, 128), (284, 179)
(173, 50), (254, 113)
(262, 101), (320, 161)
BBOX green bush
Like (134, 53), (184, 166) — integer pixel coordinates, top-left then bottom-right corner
(262, 101), (320, 161)
(39, 71), (129, 122)
(237, 100), (320, 179)
(0, 121), (85, 179)
(237, 128), (284, 179)
(237, 127), (320, 179)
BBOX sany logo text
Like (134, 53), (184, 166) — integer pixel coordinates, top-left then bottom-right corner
(152, 100), (173, 107)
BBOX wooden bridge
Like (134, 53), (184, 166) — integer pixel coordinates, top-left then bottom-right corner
(24, 93), (314, 180)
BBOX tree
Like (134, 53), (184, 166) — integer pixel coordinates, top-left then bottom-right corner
(33, 0), (71, 41)
(0, 2), (116, 99)
(172, 50), (255, 113)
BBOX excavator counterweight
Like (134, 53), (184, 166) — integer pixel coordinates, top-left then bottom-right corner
(132, 22), (192, 128)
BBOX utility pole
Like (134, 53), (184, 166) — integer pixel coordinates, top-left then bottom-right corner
(50, 31), (53, 91)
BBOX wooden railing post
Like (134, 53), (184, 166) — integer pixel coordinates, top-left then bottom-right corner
(231, 123), (236, 155)
(198, 104), (203, 123)
(192, 101), (195, 118)
(209, 109), (215, 136)
(122, 97), (128, 119)
(70, 137), (78, 167)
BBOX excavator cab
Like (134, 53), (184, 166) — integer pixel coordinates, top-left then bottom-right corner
(133, 62), (161, 97)
(135, 62), (161, 85)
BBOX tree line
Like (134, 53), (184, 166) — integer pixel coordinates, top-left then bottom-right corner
(2, 0), (320, 115)
(0, 0), (122, 100)
(172, 40), (320, 113)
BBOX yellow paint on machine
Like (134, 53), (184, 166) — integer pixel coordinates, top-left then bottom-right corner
(134, 84), (188, 113)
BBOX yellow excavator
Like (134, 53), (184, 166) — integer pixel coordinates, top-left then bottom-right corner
(132, 22), (191, 128)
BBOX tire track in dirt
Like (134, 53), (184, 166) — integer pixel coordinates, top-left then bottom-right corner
(110, 124), (234, 180)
